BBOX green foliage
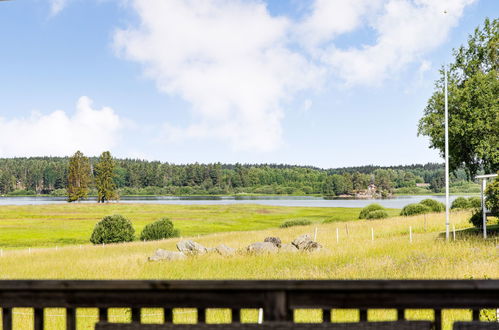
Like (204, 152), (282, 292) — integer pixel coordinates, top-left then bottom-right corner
(365, 210), (389, 219)
(140, 218), (180, 241)
(359, 204), (385, 219)
(468, 197), (482, 209)
(469, 210), (485, 228)
(0, 156), (482, 197)
(90, 214), (135, 244)
(6, 189), (36, 196)
(95, 151), (118, 203)
(485, 175), (499, 214)
(418, 18), (499, 178)
(279, 219), (312, 228)
(400, 203), (431, 216)
(67, 151), (91, 202)
(451, 197), (471, 209)
(419, 199), (445, 212)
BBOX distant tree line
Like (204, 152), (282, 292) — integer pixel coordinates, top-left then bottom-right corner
(0, 155), (480, 197)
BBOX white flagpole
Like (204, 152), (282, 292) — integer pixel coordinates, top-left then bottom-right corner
(444, 66), (450, 241)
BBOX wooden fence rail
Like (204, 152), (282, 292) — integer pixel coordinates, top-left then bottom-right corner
(1, 280), (499, 330)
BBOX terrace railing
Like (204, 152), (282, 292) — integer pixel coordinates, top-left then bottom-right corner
(1, 280), (499, 330)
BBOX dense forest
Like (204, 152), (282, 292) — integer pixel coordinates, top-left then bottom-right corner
(0, 157), (480, 197)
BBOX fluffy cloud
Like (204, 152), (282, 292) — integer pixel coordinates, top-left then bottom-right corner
(0, 97), (122, 157)
(114, 0), (322, 151)
(305, 0), (476, 85)
(114, 0), (475, 150)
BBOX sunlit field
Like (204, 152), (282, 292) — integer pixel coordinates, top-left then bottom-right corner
(0, 208), (497, 329)
(0, 203), (390, 249)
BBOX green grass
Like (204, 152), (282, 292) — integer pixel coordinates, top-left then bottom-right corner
(0, 209), (498, 329)
(0, 204), (399, 249)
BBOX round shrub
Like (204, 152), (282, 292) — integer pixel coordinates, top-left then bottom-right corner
(451, 197), (470, 209)
(359, 204), (385, 219)
(469, 209), (484, 228)
(280, 219), (312, 228)
(467, 197), (482, 209)
(90, 214), (135, 244)
(365, 210), (389, 219)
(419, 199), (445, 212)
(400, 203), (431, 216)
(140, 218), (180, 241)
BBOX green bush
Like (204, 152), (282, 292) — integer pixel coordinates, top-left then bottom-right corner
(365, 210), (389, 219)
(140, 218), (180, 241)
(359, 204), (385, 219)
(469, 209), (485, 228)
(451, 197), (471, 209)
(419, 199), (445, 212)
(90, 214), (135, 244)
(280, 219), (312, 228)
(485, 175), (499, 215)
(468, 197), (482, 209)
(400, 203), (431, 216)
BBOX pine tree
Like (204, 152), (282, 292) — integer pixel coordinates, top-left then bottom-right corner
(67, 151), (91, 202)
(95, 151), (118, 203)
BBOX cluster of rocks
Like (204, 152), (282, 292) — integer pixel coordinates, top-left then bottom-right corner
(148, 234), (321, 262)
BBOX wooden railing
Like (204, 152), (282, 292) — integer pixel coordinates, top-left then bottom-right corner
(1, 280), (499, 329)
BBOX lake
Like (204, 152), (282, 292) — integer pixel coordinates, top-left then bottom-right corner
(0, 195), (473, 208)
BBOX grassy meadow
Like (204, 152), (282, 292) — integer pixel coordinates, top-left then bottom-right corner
(0, 205), (497, 329)
(0, 203), (399, 249)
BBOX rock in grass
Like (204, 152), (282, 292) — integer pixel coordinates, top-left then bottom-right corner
(176, 240), (208, 256)
(148, 249), (186, 261)
(292, 234), (322, 252)
(247, 242), (278, 254)
(279, 243), (298, 253)
(264, 236), (282, 248)
(215, 244), (236, 257)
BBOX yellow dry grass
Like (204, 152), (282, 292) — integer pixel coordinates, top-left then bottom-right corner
(0, 210), (498, 329)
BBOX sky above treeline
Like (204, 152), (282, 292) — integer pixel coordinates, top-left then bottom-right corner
(0, 0), (496, 168)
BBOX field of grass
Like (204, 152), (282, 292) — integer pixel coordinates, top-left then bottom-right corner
(0, 210), (497, 329)
(0, 204), (498, 329)
(0, 204), (397, 249)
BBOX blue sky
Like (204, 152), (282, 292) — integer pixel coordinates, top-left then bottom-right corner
(0, 0), (496, 168)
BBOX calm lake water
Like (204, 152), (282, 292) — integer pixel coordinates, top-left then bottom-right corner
(0, 195), (473, 208)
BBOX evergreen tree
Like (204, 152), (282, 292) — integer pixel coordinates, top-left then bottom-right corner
(67, 151), (91, 202)
(95, 151), (118, 203)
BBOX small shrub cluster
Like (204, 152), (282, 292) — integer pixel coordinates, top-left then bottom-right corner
(90, 214), (180, 244)
(90, 214), (135, 244)
(400, 203), (431, 216)
(451, 197), (471, 209)
(468, 197), (482, 209)
(140, 218), (180, 241)
(359, 204), (387, 219)
(419, 199), (445, 212)
(365, 210), (389, 219)
(280, 219), (312, 228)
(469, 210), (485, 228)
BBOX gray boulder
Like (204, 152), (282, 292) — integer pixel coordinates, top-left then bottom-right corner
(279, 243), (298, 253)
(215, 244), (236, 257)
(247, 242), (278, 254)
(292, 234), (322, 252)
(176, 240), (208, 255)
(148, 249), (186, 261)
(264, 236), (282, 248)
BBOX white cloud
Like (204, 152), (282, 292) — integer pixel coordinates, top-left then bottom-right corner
(114, 0), (322, 152)
(114, 0), (474, 151)
(308, 0), (476, 85)
(0, 97), (122, 157)
(49, 0), (69, 16)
